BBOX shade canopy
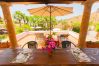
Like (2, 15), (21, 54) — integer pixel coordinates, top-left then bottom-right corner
(28, 5), (73, 16)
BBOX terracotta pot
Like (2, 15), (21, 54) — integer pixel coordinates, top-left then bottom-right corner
(86, 42), (99, 48)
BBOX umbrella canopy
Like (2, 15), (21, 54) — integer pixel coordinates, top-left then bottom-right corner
(28, 5), (73, 35)
(28, 5), (73, 16)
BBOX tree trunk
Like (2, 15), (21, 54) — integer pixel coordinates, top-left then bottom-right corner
(19, 20), (21, 27)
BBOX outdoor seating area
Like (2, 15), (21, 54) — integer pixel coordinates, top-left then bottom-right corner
(0, 0), (99, 66)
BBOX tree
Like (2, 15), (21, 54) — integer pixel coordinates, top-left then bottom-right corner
(56, 20), (68, 30)
(13, 11), (58, 31)
(28, 16), (40, 30)
(27, 16), (57, 30)
(41, 16), (57, 30)
(13, 11), (27, 27)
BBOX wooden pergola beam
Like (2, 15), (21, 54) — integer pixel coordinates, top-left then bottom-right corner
(0, 0), (86, 4)
(0, 0), (86, 2)
(0, 2), (18, 49)
(78, 0), (94, 48)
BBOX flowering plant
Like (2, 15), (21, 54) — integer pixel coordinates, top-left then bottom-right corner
(43, 34), (56, 56)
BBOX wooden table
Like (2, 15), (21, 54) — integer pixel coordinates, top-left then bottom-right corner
(0, 48), (99, 66)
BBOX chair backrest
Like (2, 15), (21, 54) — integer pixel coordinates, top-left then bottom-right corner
(27, 41), (37, 49)
(61, 41), (71, 48)
(35, 33), (45, 40)
(59, 34), (69, 41)
(35, 33), (46, 48)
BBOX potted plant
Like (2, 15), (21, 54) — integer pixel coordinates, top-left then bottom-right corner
(86, 41), (99, 48)
(43, 34), (56, 57)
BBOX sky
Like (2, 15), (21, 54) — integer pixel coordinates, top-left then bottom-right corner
(0, 2), (99, 20)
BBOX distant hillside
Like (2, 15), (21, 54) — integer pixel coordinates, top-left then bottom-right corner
(55, 9), (99, 30)
(67, 9), (99, 23)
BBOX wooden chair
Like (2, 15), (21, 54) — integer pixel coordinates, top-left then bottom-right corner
(22, 41), (37, 49)
(35, 33), (46, 48)
(59, 34), (70, 48)
(27, 41), (37, 49)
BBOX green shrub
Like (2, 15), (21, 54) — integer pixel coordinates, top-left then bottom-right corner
(72, 22), (80, 33)
(0, 35), (7, 41)
(72, 27), (80, 33)
(95, 23), (99, 32)
(22, 24), (32, 31)
(0, 18), (3, 24)
(15, 24), (32, 34)
(16, 27), (24, 34)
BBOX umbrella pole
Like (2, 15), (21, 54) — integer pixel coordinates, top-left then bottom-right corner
(50, 6), (51, 36)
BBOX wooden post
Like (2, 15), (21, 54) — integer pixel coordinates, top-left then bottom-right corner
(1, 2), (18, 49)
(78, 0), (94, 48)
